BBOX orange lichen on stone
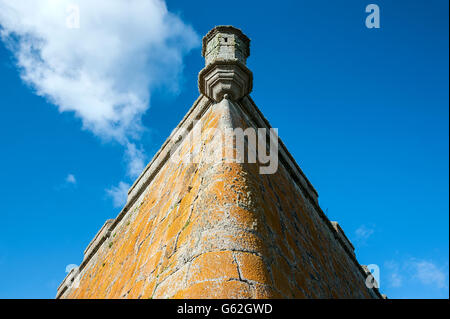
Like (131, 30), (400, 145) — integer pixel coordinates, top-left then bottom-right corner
(234, 252), (271, 285)
(173, 280), (252, 299)
(58, 94), (380, 299)
(55, 25), (383, 299)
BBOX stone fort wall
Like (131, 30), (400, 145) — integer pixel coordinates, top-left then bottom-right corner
(57, 94), (381, 299)
(57, 25), (382, 299)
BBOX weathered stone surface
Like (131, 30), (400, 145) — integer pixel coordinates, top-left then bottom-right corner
(199, 61), (252, 102)
(202, 26), (250, 66)
(199, 25), (253, 102)
(56, 26), (383, 299)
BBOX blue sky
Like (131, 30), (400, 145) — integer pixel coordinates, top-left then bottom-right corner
(0, 0), (448, 299)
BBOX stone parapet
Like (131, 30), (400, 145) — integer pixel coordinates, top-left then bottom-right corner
(331, 221), (355, 257)
(84, 219), (114, 258)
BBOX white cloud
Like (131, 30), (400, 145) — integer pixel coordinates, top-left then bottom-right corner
(66, 173), (76, 184)
(355, 225), (374, 242)
(0, 0), (199, 180)
(106, 181), (130, 208)
(125, 142), (146, 178)
(65, 264), (78, 273)
(411, 260), (447, 289)
(384, 260), (403, 288)
(390, 272), (403, 288)
(384, 259), (448, 290)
